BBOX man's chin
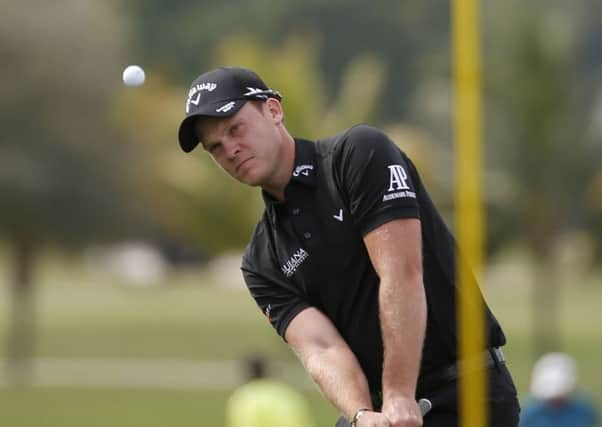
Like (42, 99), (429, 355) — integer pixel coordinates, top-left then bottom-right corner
(236, 173), (262, 187)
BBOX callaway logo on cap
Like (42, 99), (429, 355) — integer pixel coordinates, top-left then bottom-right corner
(177, 66), (281, 153)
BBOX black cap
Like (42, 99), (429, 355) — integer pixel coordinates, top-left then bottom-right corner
(177, 66), (281, 153)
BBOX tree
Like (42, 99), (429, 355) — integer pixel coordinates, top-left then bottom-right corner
(484, 5), (601, 355)
(0, 0), (162, 381)
(124, 0), (450, 123)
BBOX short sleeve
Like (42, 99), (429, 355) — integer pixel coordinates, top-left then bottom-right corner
(334, 125), (420, 235)
(241, 255), (310, 340)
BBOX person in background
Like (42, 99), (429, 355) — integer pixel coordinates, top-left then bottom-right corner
(520, 352), (599, 427)
(225, 355), (316, 427)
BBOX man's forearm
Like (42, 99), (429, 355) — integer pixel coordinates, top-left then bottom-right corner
(379, 272), (427, 401)
(300, 343), (373, 420)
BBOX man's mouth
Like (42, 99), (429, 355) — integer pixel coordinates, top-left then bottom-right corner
(236, 157), (253, 173)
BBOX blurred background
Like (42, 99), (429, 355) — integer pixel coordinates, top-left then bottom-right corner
(1, 0), (601, 425)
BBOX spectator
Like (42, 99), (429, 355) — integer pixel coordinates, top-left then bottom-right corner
(225, 355), (316, 427)
(520, 352), (599, 427)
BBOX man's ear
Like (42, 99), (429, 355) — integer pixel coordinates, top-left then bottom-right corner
(265, 98), (284, 124)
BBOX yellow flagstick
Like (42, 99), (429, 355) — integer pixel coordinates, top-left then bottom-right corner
(452, 0), (487, 426)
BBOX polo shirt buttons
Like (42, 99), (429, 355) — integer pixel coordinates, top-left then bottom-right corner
(303, 232), (312, 239)
(292, 208), (301, 215)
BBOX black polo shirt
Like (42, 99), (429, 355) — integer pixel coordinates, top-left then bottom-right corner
(241, 125), (506, 395)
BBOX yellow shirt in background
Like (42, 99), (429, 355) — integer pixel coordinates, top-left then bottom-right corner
(225, 379), (316, 427)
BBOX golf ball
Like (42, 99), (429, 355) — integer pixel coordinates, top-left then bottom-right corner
(122, 65), (145, 87)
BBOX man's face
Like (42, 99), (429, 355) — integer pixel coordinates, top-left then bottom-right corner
(194, 100), (283, 187)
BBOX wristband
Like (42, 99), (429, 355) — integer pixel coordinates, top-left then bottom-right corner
(351, 408), (369, 426)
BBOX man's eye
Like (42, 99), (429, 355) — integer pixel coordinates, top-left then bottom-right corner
(229, 124), (240, 136)
(208, 143), (222, 153)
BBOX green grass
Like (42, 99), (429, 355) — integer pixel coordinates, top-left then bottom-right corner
(1, 249), (601, 426)
(0, 257), (294, 360)
(29, 284), (292, 360)
(0, 388), (228, 427)
(485, 279), (602, 402)
(0, 387), (337, 427)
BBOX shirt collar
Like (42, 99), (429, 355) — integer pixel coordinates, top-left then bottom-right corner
(289, 138), (317, 187)
(262, 138), (317, 207)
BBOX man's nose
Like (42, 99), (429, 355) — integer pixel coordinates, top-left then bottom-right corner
(224, 140), (240, 160)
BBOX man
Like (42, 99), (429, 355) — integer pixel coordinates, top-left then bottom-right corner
(520, 353), (599, 427)
(178, 66), (520, 426)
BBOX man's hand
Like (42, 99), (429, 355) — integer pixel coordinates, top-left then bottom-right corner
(355, 410), (391, 427)
(381, 396), (423, 427)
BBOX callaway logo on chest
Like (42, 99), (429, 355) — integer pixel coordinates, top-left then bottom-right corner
(293, 164), (314, 177)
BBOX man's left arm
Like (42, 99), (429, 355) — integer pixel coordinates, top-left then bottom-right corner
(364, 217), (427, 427)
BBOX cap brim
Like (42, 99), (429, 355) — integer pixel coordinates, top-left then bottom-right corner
(177, 99), (247, 153)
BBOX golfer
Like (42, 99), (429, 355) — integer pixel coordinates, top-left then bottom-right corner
(178, 66), (520, 427)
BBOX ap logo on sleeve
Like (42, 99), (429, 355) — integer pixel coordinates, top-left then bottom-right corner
(383, 164), (416, 201)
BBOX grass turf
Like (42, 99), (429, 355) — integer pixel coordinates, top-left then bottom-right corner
(0, 387), (337, 427)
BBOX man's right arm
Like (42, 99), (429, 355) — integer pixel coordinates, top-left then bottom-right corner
(285, 307), (390, 426)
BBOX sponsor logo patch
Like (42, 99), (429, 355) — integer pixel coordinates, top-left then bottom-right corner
(264, 304), (273, 322)
(244, 87), (267, 98)
(383, 190), (416, 201)
(292, 164), (314, 177)
(216, 101), (236, 113)
(186, 82), (217, 113)
(281, 248), (309, 277)
(383, 164), (416, 201)
(333, 209), (344, 222)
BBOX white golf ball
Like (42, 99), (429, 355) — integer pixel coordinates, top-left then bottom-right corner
(122, 65), (145, 87)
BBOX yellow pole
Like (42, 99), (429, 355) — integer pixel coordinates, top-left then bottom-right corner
(452, 0), (487, 425)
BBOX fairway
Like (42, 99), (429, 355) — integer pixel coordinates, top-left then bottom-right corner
(0, 387), (335, 427)
(0, 265), (292, 360)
